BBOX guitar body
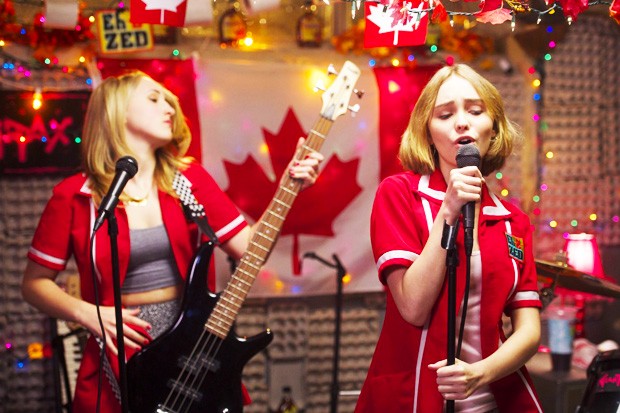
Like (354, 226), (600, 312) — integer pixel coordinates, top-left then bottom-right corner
(127, 242), (273, 413)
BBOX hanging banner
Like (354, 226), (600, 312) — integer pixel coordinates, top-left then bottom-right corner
(96, 9), (154, 54)
(373, 64), (441, 179)
(0, 91), (89, 174)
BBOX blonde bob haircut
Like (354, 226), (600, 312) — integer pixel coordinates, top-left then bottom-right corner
(81, 70), (192, 204)
(399, 64), (521, 177)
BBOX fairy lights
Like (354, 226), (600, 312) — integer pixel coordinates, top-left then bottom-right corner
(0, 48), (92, 91)
(32, 88), (42, 110)
(526, 20), (619, 237)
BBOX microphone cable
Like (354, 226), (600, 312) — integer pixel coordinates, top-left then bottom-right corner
(89, 227), (107, 413)
(456, 251), (472, 359)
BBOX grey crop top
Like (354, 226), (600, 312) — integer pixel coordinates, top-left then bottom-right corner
(121, 225), (181, 294)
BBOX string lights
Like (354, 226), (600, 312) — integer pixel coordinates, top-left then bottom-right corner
(524, 21), (619, 240)
(361, 0), (614, 24)
(0, 46), (93, 92)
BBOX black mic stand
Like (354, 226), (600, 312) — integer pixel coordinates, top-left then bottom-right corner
(103, 214), (129, 413)
(441, 220), (460, 413)
(303, 252), (346, 413)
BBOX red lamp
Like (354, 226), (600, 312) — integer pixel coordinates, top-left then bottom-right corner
(564, 233), (605, 278)
(558, 233), (607, 338)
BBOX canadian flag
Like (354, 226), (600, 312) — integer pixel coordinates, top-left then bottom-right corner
(364, 0), (429, 48)
(130, 0), (213, 27)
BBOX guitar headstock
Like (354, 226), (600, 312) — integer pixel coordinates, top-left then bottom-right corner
(320, 60), (362, 121)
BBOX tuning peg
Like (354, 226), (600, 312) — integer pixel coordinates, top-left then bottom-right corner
(313, 80), (326, 93)
(327, 64), (338, 76)
(354, 89), (365, 99)
(348, 104), (360, 115)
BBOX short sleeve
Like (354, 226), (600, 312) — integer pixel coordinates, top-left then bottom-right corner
(28, 182), (74, 271)
(505, 213), (542, 312)
(370, 175), (426, 284)
(184, 163), (248, 244)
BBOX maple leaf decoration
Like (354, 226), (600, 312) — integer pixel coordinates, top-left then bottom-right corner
(476, 6), (513, 24)
(558, 0), (590, 21)
(224, 108), (362, 274)
(142, 0), (185, 24)
(431, 1), (448, 23)
(612, 0), (620, 24)
(366, 2), (427, 45)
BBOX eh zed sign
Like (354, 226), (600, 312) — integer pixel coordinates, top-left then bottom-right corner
(97, 10), (154, 54)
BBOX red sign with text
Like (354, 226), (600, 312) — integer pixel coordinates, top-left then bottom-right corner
(0, 91), (89, 174)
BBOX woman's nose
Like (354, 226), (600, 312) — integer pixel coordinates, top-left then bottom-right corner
(455, 111), (469, 130)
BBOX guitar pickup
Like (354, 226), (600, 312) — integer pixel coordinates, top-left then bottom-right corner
(177, 354), (221, 375)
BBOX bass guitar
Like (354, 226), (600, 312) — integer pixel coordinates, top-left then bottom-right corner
(126, 60), (361, 413)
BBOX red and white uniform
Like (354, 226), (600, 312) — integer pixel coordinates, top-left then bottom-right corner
(355, 169), (542, 413)
(28, 162), (247, 413)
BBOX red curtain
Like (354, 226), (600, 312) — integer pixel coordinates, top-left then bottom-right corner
(373, 64), (441, 179)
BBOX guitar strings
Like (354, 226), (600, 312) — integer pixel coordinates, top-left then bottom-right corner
(161, 116), (334, 413)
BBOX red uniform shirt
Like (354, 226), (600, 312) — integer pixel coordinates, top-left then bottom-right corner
(28, 162), (247, 413)
(355, 170), (542, 413)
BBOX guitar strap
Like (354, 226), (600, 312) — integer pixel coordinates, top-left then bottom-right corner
(172, 170), (220, 246)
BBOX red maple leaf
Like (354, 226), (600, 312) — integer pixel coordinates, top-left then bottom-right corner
(224, 107), (362, 274)
(558, 0), (590, 21)
(612, 0), (620, 25)
(476, 7), (513, 24)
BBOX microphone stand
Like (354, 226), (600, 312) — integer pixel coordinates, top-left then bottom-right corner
(303, 252), (346, 413)
(104, 214), (129, 413)
(441, 221), (460, 413)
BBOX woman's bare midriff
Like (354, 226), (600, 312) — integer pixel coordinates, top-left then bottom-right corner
(121, 284), (183, 307)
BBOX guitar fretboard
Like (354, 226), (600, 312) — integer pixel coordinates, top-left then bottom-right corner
(206, 117), (334, 339)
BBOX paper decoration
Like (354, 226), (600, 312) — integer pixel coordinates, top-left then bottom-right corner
(43, 0), (78, 29)
(185, 0), (214, 25)
(244, 0), (280, 14)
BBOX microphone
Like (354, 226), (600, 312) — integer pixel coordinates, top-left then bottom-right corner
(93, 156), (139, 232)
(456, 145), (481, 256)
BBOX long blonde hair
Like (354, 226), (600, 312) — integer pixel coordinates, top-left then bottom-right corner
(399, 64), (521, 176)
(81, 71), (192, 203)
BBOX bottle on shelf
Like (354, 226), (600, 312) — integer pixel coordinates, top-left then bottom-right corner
(277, 385), (298, 413)
(295, 0), (323, 48)
(218, 0), (247, 45)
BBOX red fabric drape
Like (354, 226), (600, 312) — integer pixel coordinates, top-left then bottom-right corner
(373, 65), (441, 179)
(97, 58), (202, 162)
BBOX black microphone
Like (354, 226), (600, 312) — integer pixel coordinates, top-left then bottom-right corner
(93, 156), (138, 232)
(456, 145), (481, 256)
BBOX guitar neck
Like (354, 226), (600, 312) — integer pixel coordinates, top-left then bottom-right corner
(206, 116), (334, 338)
